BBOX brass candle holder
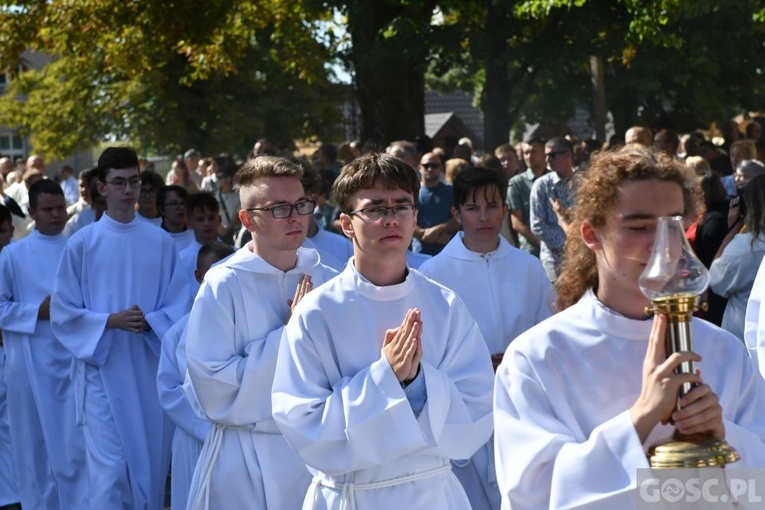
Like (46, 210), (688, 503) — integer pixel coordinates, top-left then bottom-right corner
(639, 216), (739, 469)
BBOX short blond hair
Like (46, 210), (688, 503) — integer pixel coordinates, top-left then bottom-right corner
(234, 156), (302, 188)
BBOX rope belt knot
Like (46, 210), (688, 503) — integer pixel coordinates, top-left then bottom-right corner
(308, 463), (452, 510)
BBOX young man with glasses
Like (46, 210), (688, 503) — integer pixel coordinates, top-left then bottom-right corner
(529, 136), (578, 281)
(51, 146), (188, 509)
(272, 152), (494, 509)
(184, 156), (337, 510)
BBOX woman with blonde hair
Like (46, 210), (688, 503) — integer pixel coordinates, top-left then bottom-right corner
(685, 155), (711, 175)
(444, 158), (470, 184)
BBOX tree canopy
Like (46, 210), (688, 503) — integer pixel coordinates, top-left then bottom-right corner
(0, 0), (345, 159)
(0, 0), (763, 159)
(430, 0), (765, 146)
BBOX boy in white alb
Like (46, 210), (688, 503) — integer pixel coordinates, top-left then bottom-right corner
(0, 180), (87, 509)
(178, 193), (223, 300)
(273, 152), (494, 509)
(51, 147), (188, 509)
(419, 167), (552, 509)
(157, 242), (234, 510)
(0, 205), (20, 510)
(745, 257), (765, 374)
(184, 156), (337, 509)
(158, 185), (196, 253)
(495, 147), (765, 510)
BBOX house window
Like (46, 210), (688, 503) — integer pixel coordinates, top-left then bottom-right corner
(0, 133), (26, 160)
(0, 63), (27, 89)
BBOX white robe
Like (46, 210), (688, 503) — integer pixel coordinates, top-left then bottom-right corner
(495, 290), (765, 510)
(419, 232), (553, 510)
(51, 214), (188, 510)
(136, 211), (163, 227)
(303, 236), (346, 272)
(179, 240), (203, 279)
(157, 314), (210, 510)
(709, 233), (765, 341)
(64, 206), (95, 237)
(744, 256), (765, 373)
(419, 232), (553, 355)
(67, 198), (88, 218)
(60, 176), (80, 205)
(406, 249), (431, 269)
(0, 229), (87, 509)
(272, 261), (495, 510)
(168, 229), (196, 254)
(185, 245), (337, 510)
(179, 240), (203, 302)
(307, 225), (353, 269)
(0, 345), (19, 506)
(5, 182), (31, 241)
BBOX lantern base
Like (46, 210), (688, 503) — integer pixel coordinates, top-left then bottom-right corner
(648, 431), (740, 468)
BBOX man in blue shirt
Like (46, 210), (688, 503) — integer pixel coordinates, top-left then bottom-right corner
(412, 152), (458, 255)
(530, 137), (577, 281)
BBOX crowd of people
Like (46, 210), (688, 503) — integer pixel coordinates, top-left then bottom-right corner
(0, 117), (764, 510)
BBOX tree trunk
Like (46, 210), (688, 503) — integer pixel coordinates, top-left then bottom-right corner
(347, 0), (432, 146)
(481, 8), (512, 151)
(609, 88), (638, 139)
(361, 53), (425, 144)
(590, 55), (606, 143)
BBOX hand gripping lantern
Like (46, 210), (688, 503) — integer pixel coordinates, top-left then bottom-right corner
(639, 216), (739, 468)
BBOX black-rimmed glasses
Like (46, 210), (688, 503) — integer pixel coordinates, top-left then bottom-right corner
(245, 200), (316, 219)
(545, 150), (567, 160)
(421, 162), (441, 170)
(106, 177), (141, 189)
(348, 204), (417, 223)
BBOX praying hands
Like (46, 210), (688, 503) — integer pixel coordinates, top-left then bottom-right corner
(107, 304), (150, 333)
(383, 308), (423, 383)
(286, 274), (313, 324)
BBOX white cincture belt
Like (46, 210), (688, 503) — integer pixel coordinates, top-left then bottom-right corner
(72, 358), (84, 426)
(307, 463), (452, 510)
(189, 422), (250, 510)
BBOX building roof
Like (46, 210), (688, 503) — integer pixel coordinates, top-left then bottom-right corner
(425, 90), (484, 149)
(424, 112), (455, 139)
